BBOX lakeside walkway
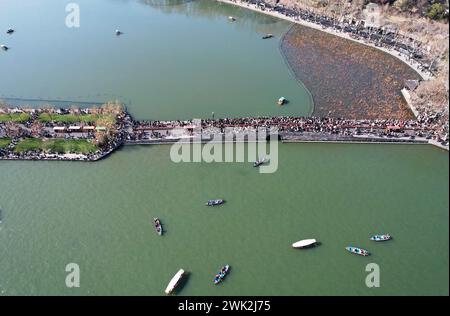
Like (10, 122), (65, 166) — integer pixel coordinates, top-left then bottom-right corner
(1, 108), (448, 162)
(126, 115), (448, 150)
(217, 0), (433, 81)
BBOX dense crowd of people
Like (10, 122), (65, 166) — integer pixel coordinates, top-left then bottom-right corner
(2, 107), (449, 161)
(224, 0), (434, 74)
(131, 115), (448, 146)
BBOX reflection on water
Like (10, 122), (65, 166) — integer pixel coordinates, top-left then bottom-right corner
(0, 0), (312, 120)
(139, 0), (197, 7)
(140, 0), (279, 27)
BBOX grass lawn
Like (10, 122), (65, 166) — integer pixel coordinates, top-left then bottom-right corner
(13, 138), (43, 152)
(0, 138), (11, 149)
(38, 113), (116, 125)
(13, 138), (98, 154)
(43, 139), (98, 154)
(0, 113), (32, 123)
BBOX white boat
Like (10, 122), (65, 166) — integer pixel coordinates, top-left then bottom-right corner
(206, 199), (225, 206)
(277, 97), (287, 105)
(228, 16), (236, 21)
(292, 239), (317, 248)
(370, 234), (391, 242)
(165, 269), (185, 295)
(253, 157), (267, 167)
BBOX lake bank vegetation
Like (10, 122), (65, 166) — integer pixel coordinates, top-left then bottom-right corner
(287, 0), (449, 131)
(0, 101), (127, 160)
(12, 138), (98, 154)
(0, 137), (11, 149)
(226, 0), (448, 138)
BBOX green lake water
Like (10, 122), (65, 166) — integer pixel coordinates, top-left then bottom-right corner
(0, 144), (448, 295)
(0, 0), (312, 119)
(0, 0), (448, 296)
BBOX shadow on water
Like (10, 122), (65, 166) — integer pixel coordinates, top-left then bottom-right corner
(172, 271), (190, 295)
(292, 241), (322, 250)
(160, 223), (166, 236)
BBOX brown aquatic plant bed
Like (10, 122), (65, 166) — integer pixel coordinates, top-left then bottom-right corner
(280, 24), (422, 120)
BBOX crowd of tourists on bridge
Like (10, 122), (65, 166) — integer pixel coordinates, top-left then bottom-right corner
(132, 114), (448, 146)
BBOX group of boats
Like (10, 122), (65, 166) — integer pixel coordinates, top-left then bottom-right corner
(158, 178), (391, 294)
(346, 234), (392, 256)
(159, 214), (391, 294)
(155, 199), (230, 294)
(164, 234), (391, 294)
(153, 199), (228, 237)
(164, 265), (231, 295)
(226, 16), (273, 41)
(159, 197), (234, 294)
(1, 28), (15, 51)
(161, 158), (276, 293)
(153, 198), (228, 234)
(291, 234), (392, 257)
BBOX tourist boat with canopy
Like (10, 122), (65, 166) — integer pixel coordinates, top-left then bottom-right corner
(214, 265), (230, 285)
(370, 234), (391, 242)
(262, 34), (273, 39)
(153, 218), (163, 236)
(346, 246), (370, 256)
(206, 199), (225, 206)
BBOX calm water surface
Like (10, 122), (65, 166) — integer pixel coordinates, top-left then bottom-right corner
(0, 0), (312, 119)
(0, 0), (448, 296)
(0, 144), (448, 295)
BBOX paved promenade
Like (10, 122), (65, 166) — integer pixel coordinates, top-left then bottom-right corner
(1, 107), (448, 162)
